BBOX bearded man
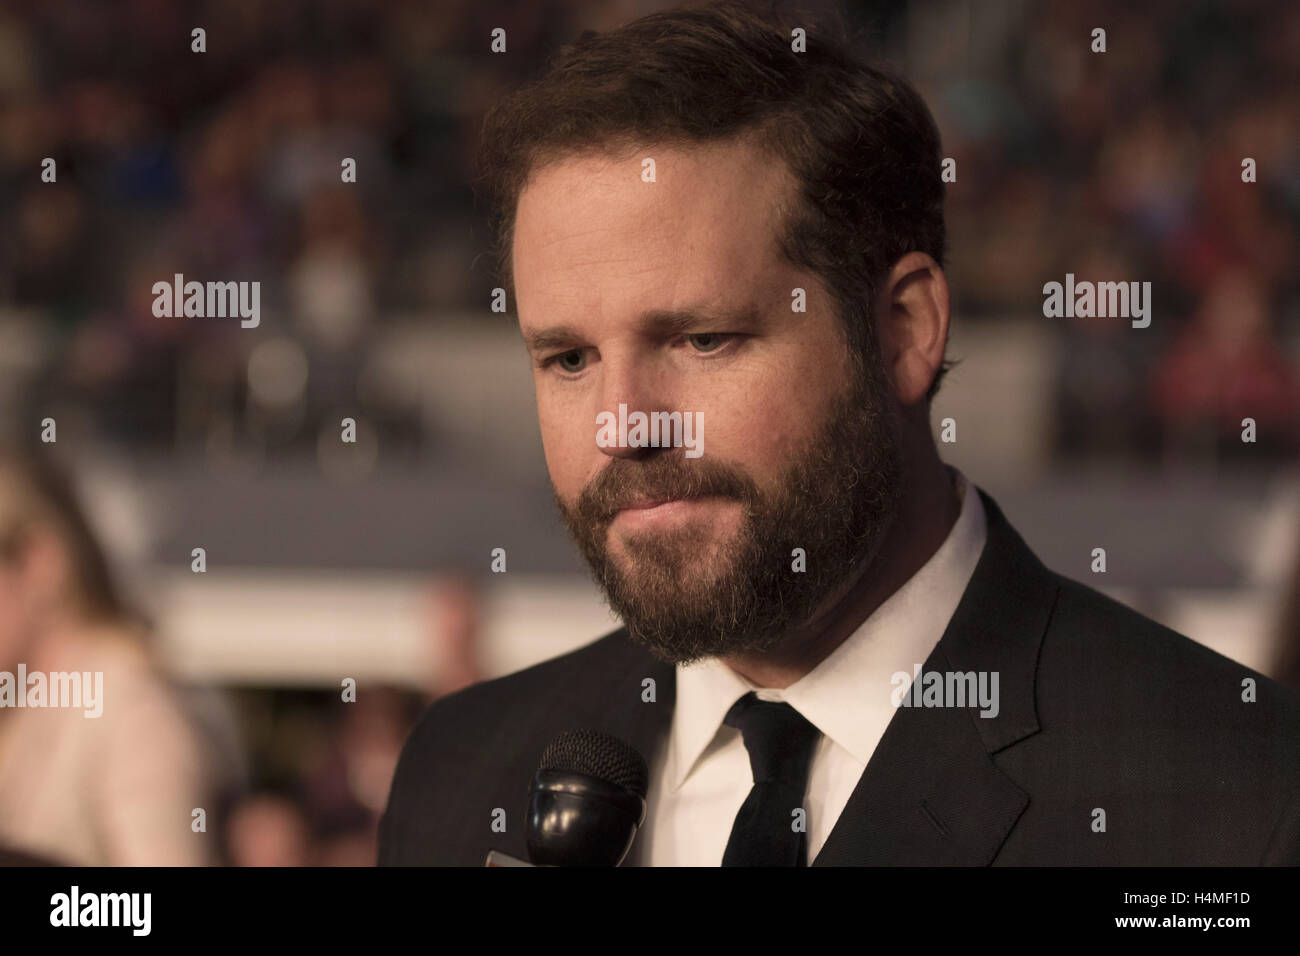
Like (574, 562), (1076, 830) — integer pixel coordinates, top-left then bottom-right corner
(380, 2), (1300, 866)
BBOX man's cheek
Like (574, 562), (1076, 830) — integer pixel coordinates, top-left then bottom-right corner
(540, 394), (594, 446)
(717, 408), (797, 471)
(538, 410), (583, 474)
(538, 429), (579, 496)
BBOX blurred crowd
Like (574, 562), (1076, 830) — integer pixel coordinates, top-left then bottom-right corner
(0, 0), (657, 458)
(0, 440), (485, 866)
(921, 0), (1300, 460)
(0, 0), (1294, 462)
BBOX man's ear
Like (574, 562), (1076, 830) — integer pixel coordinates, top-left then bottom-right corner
(875, 252), (950, 407)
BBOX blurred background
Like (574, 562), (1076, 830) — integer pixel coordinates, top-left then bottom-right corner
(0, 0), (1297, 864)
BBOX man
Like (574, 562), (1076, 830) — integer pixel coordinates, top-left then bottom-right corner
(379, 2), (1300, 865)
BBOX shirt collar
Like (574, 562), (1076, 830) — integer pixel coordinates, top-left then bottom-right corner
(667, 466), (988, 790)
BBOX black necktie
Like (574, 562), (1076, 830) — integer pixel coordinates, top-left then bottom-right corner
(721, 691), (822, 866)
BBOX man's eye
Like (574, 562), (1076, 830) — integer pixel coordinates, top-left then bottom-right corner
(686, 333), (730, 353)
(547, 349), (587, 373)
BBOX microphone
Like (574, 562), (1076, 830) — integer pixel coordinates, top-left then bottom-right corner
(485, 729), (649, 866)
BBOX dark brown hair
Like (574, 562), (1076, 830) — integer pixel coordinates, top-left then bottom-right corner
(476, 0), (954, 400)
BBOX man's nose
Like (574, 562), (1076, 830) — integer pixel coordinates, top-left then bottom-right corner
(596, 358), (673, 460)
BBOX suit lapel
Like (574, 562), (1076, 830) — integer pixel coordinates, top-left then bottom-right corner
(812, 489), (1058, 865)
(584, 630), (675, 867)
(590, 628), (677, 766)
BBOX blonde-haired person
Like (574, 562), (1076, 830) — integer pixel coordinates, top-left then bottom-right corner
(0, 444), (214, 865)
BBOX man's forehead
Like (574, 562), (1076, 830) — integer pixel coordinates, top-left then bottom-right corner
(514, 140), (793, 251)
(522, 136), (787, 197)
(512, 140), (796, 328)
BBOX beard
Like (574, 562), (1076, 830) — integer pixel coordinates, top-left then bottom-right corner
(552, 352), (904, 666)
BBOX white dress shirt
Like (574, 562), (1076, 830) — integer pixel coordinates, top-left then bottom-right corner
(635, 466), (988, 865)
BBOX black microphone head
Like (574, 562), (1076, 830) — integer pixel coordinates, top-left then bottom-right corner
(527, 730), (649, 866)
(538, 730), (649, 799)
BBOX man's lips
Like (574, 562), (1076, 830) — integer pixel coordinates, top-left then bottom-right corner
(620, 496), (676, 510)
(616, 493), (713, 513)
(609, 494), (733, 526)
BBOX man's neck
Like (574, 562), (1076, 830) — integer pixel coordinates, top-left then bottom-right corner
(719, 463), (962, 690)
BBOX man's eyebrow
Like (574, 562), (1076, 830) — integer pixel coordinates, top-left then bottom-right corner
(522, 324), (582, 354)
(640, 306), (761, 336)
(522, 306), (760, 353)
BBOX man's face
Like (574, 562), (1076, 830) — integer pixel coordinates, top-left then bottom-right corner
(513, 139), (903, 664)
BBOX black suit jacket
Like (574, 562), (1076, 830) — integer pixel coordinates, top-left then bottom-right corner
(379, 488), (1300, 865)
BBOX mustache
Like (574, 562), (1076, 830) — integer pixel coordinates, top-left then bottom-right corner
(572, 453), (759, 524)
